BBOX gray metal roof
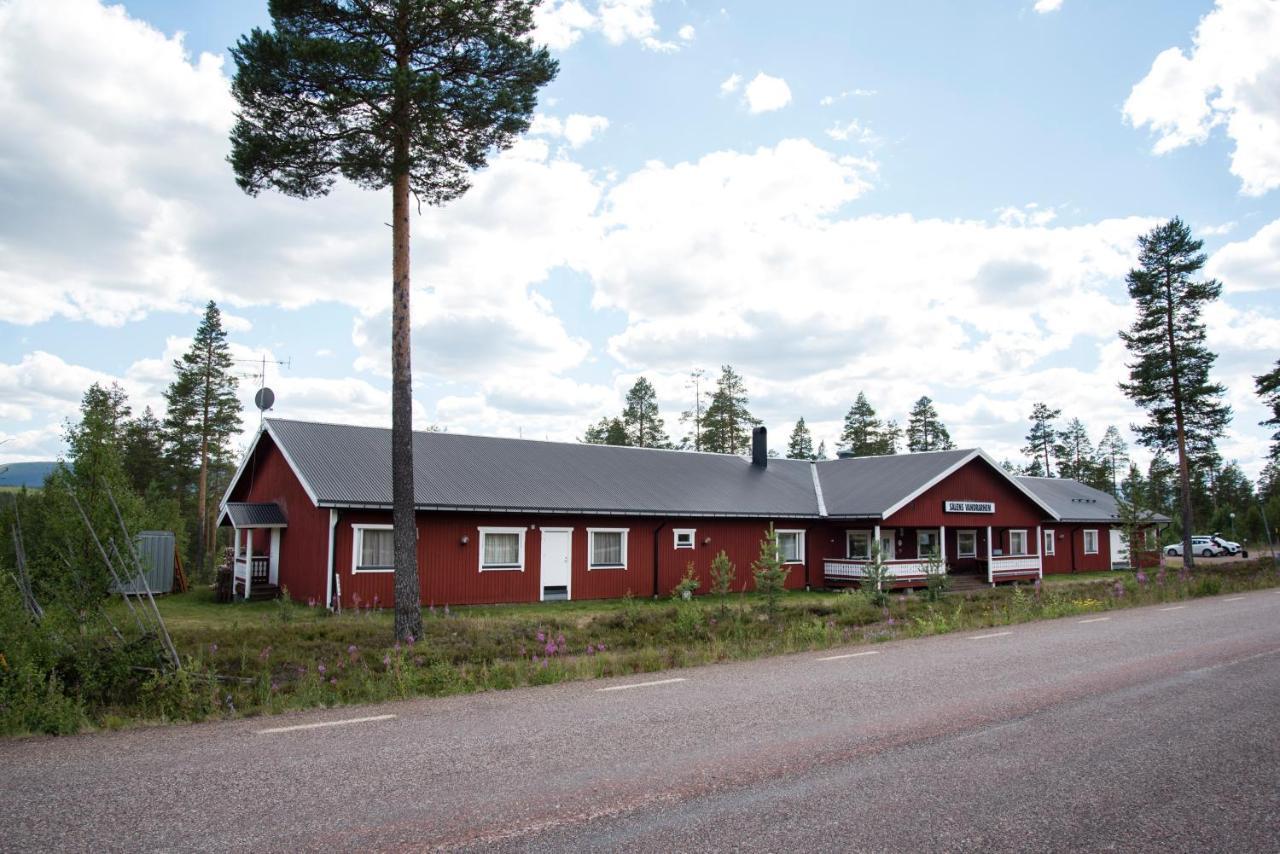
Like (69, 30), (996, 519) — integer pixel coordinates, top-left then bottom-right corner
(221, 501), (288, 527)
(1015, 476), (1169, 523)
(814, 449), (978, 517)
(264, 419), (820, 517)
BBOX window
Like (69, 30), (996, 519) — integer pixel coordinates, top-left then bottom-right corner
(956, 530), (977, 558)
(1009, 529), (1028, 556)
(1043, 529), (1055, 556)
(1083, 529), (1099, 555)
(917, 529), (940, 558)
(846, 530), (872, 560)
(588, 528), (628, 569)
(777, 530), (805, 564)
(674, 528), (696, 550)
(479, 527), (525, 571)
(353, 525), (394, 573)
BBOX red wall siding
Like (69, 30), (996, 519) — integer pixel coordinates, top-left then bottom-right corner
(331, 512), (811, 608)
(884, 459), (1046, 529)
(228, 435), (330, 604)
(1041, 524), (1112, 574)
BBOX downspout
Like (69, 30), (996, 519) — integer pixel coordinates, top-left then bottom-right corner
(1070, 525), (1078, 574)
(652, 520), (669, 599)
(326, 509), (341, 610)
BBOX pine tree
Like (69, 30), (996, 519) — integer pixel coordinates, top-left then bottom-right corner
(121, 407), (168, 495)
(1054, 418), (1099, 483)
(678, 368), (709, 451)
(839, 392), (887, 456)
(1257, 359), (1280, 462)
(1097, 425), (1130, 495)
(1024, 455), (1046, 477)
(229, 1), (556, 641)
(815, 440), (828, 461)
(163, 301), (242, 580)
(700, 365), (759, 455)
(621, 377), (670, 448)
(786, 418), (815, 460)
(906, 396), (954, 452)
(1119, 217), (1232, 568)
(881, 420), (903, 454)
(1021, 402), (1061, 477)
(582, 417), (629, 446)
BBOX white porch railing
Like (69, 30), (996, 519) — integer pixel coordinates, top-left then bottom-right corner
(824, 558), (943, 581)
(234, 556), (270, 598)
(987, 555), (1040, 582)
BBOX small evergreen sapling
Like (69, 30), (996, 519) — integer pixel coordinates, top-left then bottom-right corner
(859, 542), (894, 607)
(709, 549), (736, 597)
(751, 526), (790, 619)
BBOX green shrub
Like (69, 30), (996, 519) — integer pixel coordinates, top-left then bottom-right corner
(751, 526), (790, 620)
(923, 553), (951, 602)
(859, 543), (894, 607)
(709, 550), (736, 597)
(672, 562), (700, 600)
(1191, 575), (1222, 597)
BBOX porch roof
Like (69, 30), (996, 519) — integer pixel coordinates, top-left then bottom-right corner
(220, 502), (287, 528)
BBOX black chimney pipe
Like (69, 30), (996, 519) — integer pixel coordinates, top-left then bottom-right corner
(752, 426), (768, 468)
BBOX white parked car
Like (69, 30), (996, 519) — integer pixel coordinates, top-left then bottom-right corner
(1209, 535), (1245, 556)
(1164, 536), (1227, 558)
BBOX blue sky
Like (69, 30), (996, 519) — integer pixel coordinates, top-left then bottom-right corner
(1, 0), (1277, 478)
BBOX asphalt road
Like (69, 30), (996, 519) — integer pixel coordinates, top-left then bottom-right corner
(3, 591), (1280, 853)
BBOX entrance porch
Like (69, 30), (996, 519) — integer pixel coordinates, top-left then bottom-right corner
(823, 524), (1043, 588)
(217, 502), (287, 600)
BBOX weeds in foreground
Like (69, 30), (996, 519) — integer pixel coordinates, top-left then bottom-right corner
(5, 561), (1279, 736)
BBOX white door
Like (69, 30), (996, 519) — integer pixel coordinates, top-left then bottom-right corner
(879, 529), (896, 561)
(540, 529), (572, 601)
(1110, 529), (1129, 568)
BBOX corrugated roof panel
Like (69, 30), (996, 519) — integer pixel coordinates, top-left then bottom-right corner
(266, 419), (820, 517)
(1015, 476), (1169, 523)
(815, 450), (975, 517)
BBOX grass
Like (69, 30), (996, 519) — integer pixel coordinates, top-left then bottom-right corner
(13, 558), (1280, 735)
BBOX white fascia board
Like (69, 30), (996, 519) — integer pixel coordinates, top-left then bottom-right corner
(879, 450), (1061, 521)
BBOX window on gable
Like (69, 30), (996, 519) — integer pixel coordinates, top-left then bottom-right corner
(777, 530), (805, 564)
(589, 529), (627, 569)
(674, 528), (695, 550)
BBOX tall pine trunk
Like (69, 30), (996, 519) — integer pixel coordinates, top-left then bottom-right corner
(391, 150), (423, 641)
(1163, 274), (1195, 569)
(196, 433), (208, 578)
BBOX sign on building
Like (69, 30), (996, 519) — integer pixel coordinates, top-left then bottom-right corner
(943, 500), (995, 514)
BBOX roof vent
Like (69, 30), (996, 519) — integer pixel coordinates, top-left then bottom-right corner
(836, 449), (856, 459)
(752, 426), (768, 469)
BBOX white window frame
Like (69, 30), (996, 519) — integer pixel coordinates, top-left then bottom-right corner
(917, 529), (941, 559)
(588, 528), (629, 570)
(1083, 529), (1099, 555)
(1009, 529), (1029, 556)
(846, 530), (872, 560)
(673, 528), (696, 550)
(776, 529), (806, 565)
(479, 526), (526, 572)
(1043, 528), (1055, 556)
(956, 529), (977, 559)
(352, 524), (395, 574)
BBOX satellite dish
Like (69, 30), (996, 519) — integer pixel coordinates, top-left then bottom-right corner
(255, 387), (275, 411)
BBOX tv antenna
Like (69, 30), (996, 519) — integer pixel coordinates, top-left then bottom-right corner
(233, 354), (291, 426)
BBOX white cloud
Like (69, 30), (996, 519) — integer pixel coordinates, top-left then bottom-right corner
(678, 24), (696, 42)
(743, 72), (792, 114)
(825, 119), (878, 144)
(529, 112), (611, 148)
(719, 73), (742, 95)
(535, 0), (680, 53)
(1033, 0), (1064, 13)
(1207, 217), (1280, 293)
(820, 88), (877, 106)
(1124, 0), (1280, 196)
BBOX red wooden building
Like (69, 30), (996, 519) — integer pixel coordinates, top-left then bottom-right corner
(217, 419), (1161, 607)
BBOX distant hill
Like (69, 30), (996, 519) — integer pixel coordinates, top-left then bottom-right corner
(0, 461), (58, 488)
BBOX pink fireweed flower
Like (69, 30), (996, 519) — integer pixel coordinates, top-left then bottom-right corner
(536, 631), (546, 643)
(545, 641), (557, 655)
(596, 643), (606, 651)
(586, 644), (595, 655)
(307, 597), (317, 608)
(347, 644), (359, 658)
(1136, 570), (1148, 585)
(317, 663), (326, 675)
(406, 634), (416, 646)
(329, 677), (338, 686)
(1113, 581), (1125, 598)
(382, 654), (391, 666)
(372, 595), (380, 607)
(209, 643), (218, 654)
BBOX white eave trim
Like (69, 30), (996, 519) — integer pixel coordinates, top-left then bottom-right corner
(217, 420), (322, 513)
(880, 449), (1060, 521)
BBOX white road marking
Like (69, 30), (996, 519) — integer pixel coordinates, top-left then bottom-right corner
(597, 678), (686, 692)
(1159, 606), (1186, 611)
(1078, 617), (1111, 624)
(816, 650), (881, 661)
(968, 631), (1013, 640)
(255, 714), (395, 735)
(1224, 596), (1246, 602)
